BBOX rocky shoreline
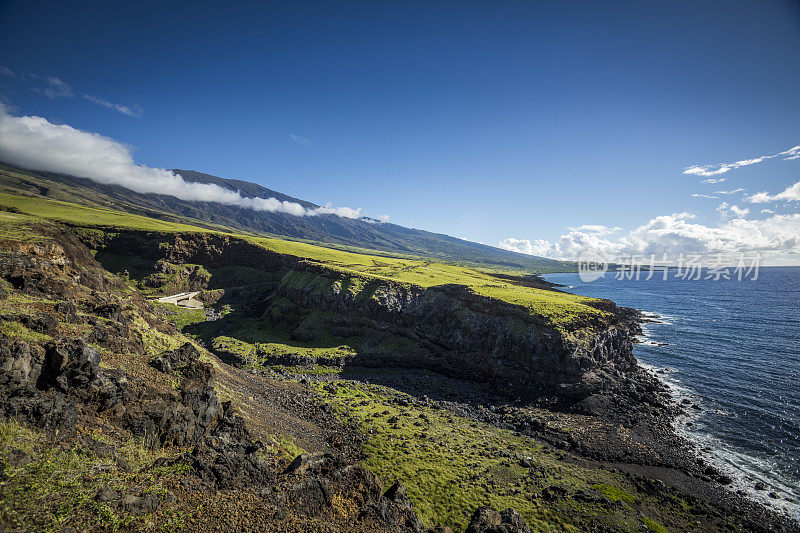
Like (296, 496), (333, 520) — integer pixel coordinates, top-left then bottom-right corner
(0, 224), (797, 531)
(525, 282), (799, 528)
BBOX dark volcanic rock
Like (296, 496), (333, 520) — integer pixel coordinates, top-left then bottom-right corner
(0, 336), (45, 389)
(361, 481), (426, 532)
(2, 390), (79, 437)
(128, 358), (222, 447)
(465, 506), (531, 533)
(39, 338), (103, 391)
(0, 336), (123, 436)
(187, 402), (274, 489)
(151, 342), (202, 373)
(279, 451), (425, 531)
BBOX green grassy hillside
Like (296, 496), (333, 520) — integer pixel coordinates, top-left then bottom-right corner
(0, 191), (600, 327)
(0, 163), (576, 273)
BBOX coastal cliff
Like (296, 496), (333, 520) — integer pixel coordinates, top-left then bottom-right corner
(0, 220), (794, 531)
(81, 229), (648, 407)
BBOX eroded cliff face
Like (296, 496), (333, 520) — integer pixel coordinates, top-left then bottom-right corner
(80, 229), (642, 404)
(272, 264), (639, 402)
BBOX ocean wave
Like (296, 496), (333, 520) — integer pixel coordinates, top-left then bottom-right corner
(650, 363), (800, 519)
(678, 425), (800, 520)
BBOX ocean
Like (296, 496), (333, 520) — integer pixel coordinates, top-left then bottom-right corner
(544, 267), (800, 518)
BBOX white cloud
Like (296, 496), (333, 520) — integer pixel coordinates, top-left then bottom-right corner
(290, 134), (313, 147)
(377, 214), (390, 223)
(779, 146), (800, 159)
(685, 166), (737, 177)
(0, 66), (14, 77)
(684, 144), (800, 177)
(691, 193), (718, 199)
(83, 94), (142, 117)
(730, 205), (749, 218)
(567, 224), (622, 235)
(500, 211), (800, 261)
(307, 204), (362, 218)
(747, 180), (800, 203)
(0, 105), (362, 219)
(31, 75), (73, 99)
(701, 177), (726, 184)
(499, 237), (565, 258)
(761, 209), (774, 214)
(716, 202), (749, 218)
(714, 188), (745, 195)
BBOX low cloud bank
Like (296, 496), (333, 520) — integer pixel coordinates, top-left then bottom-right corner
(0, 106), (362, 219)
(500, 211), (800, 260)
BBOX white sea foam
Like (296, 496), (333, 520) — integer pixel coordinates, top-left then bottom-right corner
(642, 360), (800, 519)
(679, 424), (800, 519)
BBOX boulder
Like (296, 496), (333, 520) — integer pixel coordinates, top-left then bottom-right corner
(0, 336), (45, 389)
(150, 342), (202, 374)
(359, 480), (425, 532)
(39, 338), (103, 391)
(465, 506), (531, 533)
(128, 358), (222, 447)
(383, 480), (414, 510)
(187, 402), (274, 490)
(283, 452), (334, 476)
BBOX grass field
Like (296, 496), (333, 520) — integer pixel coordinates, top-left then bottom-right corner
(317, 382), (682, 533)
(0, 191), (604, 327)
(252, 236), (606, 326)
(0, 192), (212, 234)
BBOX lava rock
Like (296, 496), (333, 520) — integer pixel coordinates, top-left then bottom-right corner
(150, 342), (202, 374)
(465, 506), (531, 533)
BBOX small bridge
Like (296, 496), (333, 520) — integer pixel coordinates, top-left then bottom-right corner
(153, 291), (204, 309)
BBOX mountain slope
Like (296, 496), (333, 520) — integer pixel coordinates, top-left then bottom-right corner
(0, 163), (575, 273)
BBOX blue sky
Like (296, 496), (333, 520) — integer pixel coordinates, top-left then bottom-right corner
(1, 1), (799, 263)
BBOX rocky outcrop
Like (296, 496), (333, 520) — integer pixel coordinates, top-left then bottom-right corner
(80, 230), (293, 274)
(150, 341), (203, 373)
(277, 453), (426, 532)
(0, 331), (440, 531)
(272, 264), (640, 404)
(127, 356), (223, 446)
(0, 226), (107, 296)
(0, 336), (126, 437)
(465, 506), (531, 533)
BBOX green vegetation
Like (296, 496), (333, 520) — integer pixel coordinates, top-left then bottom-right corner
(257, 341), (356, 360)
(207, 334), (356, 374)
(591, 483), (638, 504)
(153, 303), (208, 332)
(252, 239), (605, 328)
(0, 192), (209, 234)
(0, 420), (192, 531)
(210, 335), (256, 359)
(318, 382), (700, 533)
(0, 210), (49, 242)
(0, 189), (601, 328)
(0, 320), (53, 343)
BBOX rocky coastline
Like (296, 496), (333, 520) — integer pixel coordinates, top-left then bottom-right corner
(0, 224), (797, 531)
